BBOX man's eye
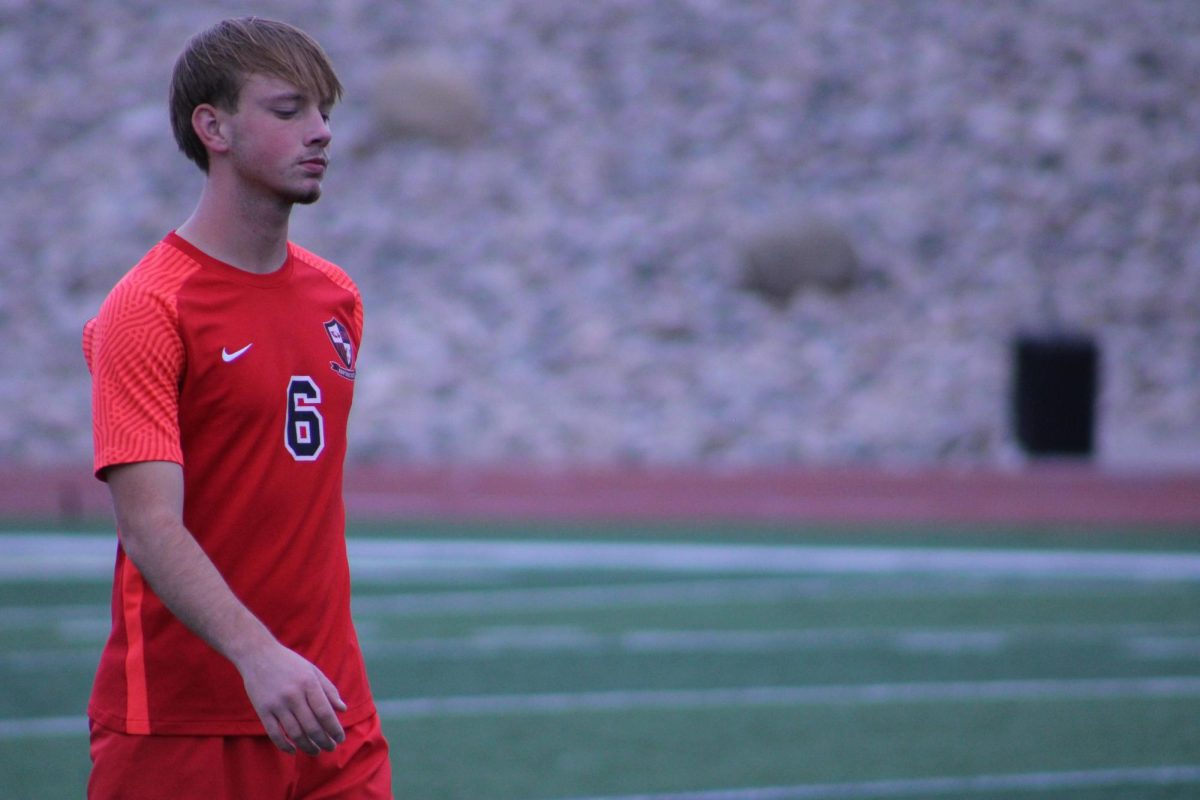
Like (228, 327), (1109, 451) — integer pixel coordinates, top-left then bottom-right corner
(275, 109), (298, 118)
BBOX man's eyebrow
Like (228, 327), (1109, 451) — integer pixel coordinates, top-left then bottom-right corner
(263, 91), (307, 104)
(258, 90), (333, 116)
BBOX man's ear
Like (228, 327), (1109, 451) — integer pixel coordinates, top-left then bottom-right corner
(191, 104), (231, 157)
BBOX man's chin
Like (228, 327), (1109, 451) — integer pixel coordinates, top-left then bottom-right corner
(292, 188), (322, 205)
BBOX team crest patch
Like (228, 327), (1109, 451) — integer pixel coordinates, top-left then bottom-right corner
(324, 319), (357, 380)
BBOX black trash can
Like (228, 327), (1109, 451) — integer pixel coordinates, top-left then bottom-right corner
(1012, 333), (1099, 457)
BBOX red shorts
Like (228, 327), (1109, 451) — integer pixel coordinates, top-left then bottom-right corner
(88, 713), (391, 800)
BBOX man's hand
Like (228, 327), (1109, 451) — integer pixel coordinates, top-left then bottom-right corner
(237, 641), (347, 755)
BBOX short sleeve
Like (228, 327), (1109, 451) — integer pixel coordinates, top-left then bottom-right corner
(87, 279), (186, 479)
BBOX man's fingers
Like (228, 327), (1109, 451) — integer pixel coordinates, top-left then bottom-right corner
(279, 711), (317, 756)
(287, 696), (338, 754)
(318, 670), (348, 713)
(261, 714), (296, 755)
(305, 680), (346, 746)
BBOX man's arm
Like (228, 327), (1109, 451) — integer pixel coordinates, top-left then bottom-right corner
(106, 460), (347, 755)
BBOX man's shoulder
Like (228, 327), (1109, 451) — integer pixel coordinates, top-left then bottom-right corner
(85, 238), (192, 372)
(290, 244), (355, 287)
(289, 242), (360, 298)
(104, 236), (201, 308)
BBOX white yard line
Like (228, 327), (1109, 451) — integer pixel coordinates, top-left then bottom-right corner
(535, 765), (1200, 800)
(0, 715), (85, 740)
(357, 621), (1200, 660)
(7, 621), (1200, 669)
(0, 574), (1014, 632)
(0, 603), (108, 630)
(2, 534), (1200, 581)
(349, 575), (1025, 618)
(6, 676), (1200, 740)
(347, 539), (1200, 581)
(0, 535), (116, 580)
(0, 570), (1156, 636)
(371, 676), (1200, 719)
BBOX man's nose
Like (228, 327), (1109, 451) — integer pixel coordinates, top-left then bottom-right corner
(307, 110), (332, 147)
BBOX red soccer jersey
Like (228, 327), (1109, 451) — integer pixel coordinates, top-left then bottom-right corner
(83, 232), (375, 735)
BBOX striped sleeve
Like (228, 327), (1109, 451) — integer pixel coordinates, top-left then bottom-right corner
(88, 271), (187, 479)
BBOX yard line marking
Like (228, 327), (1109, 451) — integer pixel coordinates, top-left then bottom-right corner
(0, 572), (1177, 631)
(0, 648), (99, 671)
(1128, 635), (1200, 660)
(356, 622), (1200, 660)
(0, 574), (1014, 630)
(0, 535), (115, 580)
(535, 765), (1200, 800)
(7, 621), (1198, 668)
(350, 573), (1172, 619)
(0, 573), (1115, 637)
(350, 576), (996, 617)
(0, 603), (108, 630)
(373, 676), (1200, 719)
(3, 535), (1200, 581)
(347, 539), (1200, 581)
(0, 716), (84, 740)
(8, 676), (1200, 739)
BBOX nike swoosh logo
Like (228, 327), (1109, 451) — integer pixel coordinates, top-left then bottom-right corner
(221, 344), (253, 362)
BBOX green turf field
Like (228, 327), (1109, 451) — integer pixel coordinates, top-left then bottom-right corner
(1, 520), (1198, 799)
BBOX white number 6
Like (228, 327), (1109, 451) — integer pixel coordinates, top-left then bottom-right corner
(285, 376), (325, 461)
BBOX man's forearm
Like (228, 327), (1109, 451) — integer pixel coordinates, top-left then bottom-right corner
(107, 461), (274, 666)
(119, 512), (276, 665)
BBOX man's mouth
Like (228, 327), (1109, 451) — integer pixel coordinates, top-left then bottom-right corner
(300, 156), (328, 173)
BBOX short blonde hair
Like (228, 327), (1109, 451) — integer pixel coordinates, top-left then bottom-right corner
(170, 17), (343, 172)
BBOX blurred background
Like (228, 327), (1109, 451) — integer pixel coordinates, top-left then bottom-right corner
(2, 0), (1198, 475)
(3, 4), (1200, 798)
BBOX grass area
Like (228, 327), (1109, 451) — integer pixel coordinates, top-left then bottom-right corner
(344, 518), (1200, 550)
(1, 520), (1198, 799)
(388, 700), (1200, 799)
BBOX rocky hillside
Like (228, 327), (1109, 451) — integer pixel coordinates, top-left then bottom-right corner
(3, 0), (1197, 467)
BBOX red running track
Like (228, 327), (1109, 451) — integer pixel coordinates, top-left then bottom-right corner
(1, 463), (1197, 527)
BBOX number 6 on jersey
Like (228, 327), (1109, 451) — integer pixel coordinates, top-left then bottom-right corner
(285, 376), (325, 461)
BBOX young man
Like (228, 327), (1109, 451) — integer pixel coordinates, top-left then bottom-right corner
(82, 18), (391, 799)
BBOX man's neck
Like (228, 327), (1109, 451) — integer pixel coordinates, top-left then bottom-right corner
(176, 181), (293, 275)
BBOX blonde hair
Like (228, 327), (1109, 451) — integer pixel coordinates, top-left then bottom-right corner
(170, 17), (343, 171)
